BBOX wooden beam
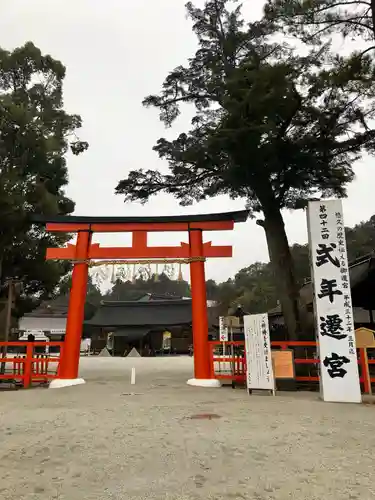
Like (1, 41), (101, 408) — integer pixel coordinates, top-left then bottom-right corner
(181, 241), (232, 258)
(45, 242), (232, 260)
(46, 245), (77, 260)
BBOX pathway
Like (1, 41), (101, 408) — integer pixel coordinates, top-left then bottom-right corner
(0, 357), (374, 499)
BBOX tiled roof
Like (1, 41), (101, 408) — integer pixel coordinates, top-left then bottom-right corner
(85, 300), (193, 327)
(22, 295), (96, 320)
(23, 295), (70, 318)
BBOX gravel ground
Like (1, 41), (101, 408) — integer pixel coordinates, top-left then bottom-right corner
(1, 356), (375, 500)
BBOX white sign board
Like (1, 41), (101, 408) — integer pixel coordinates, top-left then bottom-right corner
(307, 199), (361, 403)
(243, 313), (274, 391)
(219, 316), (228, 342)
(23, 330), (47, 339)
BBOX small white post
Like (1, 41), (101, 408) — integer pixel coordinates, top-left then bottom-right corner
(131, 367), (136, 385)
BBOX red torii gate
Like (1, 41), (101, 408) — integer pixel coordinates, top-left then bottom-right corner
(34, 210), (248, 387)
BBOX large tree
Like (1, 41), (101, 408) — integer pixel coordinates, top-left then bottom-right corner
(116, 0), (375, 339)
(226, 262), (279, 313)
(0, 42), (88, 317)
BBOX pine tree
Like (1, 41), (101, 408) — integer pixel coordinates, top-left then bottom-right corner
(116, 0), (375, 338)
(0, 42), (88, 315)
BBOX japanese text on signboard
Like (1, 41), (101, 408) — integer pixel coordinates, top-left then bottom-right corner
(307, 199), (360, 403)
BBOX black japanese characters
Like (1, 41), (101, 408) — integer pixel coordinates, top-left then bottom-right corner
(323, 353), (350, 378)
(317, 278), (343, 303)
(320, 314), (347, 340)
(315, 243), (340, 268)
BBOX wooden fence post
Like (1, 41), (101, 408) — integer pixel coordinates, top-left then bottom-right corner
(23, 343), (33, 388)
(360, 347), (371, 395)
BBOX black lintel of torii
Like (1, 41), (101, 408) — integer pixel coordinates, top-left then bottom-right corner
(30, 209), (249, 225)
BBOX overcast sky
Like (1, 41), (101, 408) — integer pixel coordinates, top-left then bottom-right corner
(1, 0), (375, 283)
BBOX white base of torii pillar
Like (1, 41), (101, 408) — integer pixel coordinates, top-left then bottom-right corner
(49, 378), (86, 389)
(187, 378), (221, 388)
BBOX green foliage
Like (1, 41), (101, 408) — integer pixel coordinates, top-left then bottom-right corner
(346, 215), (375, 260)
(0, 42), (88, 314)
(58, 274), (103, 307)
(264, 0), (375, 44)
(205, 252), (303, 315)
(222, 262), (279, 313)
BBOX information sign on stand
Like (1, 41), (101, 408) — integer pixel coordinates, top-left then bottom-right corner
(243, 313), (275, 394)
(307, 199), (361, 403)
(219, 316), (228, 342)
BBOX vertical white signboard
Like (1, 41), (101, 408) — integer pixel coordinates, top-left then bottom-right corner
(243, 314), (274, 391)
(219, 316), (228, 341)
(307, 199), (361, 403)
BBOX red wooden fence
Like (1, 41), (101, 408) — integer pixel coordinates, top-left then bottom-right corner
(208, 340), (375, 393)
(0, 342), (63, 388)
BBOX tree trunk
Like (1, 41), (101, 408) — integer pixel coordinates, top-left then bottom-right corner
(259, 204), (306, 340)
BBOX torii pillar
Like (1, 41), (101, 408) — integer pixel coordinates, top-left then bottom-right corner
(34, 210), (248, 388)
(58, 230), (92, 384)
(188, 229), (212, 385)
